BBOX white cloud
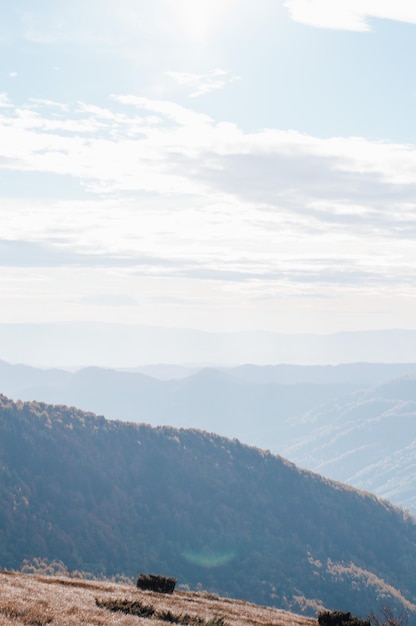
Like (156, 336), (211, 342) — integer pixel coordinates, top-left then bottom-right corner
(167, 69), (240, 98)
(1, 95), (416, 258)
(2, 94), (416, 197)
(80, 293), (138, 306)
(284, 0), (416, 31)
(0, 93), (12, 108)
(2, 93), (416, 306)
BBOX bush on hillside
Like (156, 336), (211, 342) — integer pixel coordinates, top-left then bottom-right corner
(136, 573), (177, 594)
(96, 598), (155, 617)
(96, 598), (227, 625)
(318, 610), (370, 626)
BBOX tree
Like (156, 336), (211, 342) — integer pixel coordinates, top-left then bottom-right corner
(370, 606), (408, 626)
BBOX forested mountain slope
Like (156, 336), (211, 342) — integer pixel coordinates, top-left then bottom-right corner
(3, 360), (416, 513)
(1, 395), (416, 618)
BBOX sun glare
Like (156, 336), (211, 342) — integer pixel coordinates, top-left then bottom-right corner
(167, 0), (234, 42)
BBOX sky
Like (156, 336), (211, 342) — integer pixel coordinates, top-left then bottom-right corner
(2, 1), (416, 335)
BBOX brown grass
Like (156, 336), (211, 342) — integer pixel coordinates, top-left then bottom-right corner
(0, 571), (317, 626)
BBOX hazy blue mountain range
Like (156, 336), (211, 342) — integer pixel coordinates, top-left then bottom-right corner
(131, 362), (416, 384)
(0, 358), (362, 434)
(0, 359), (358, 462)
(281, 376), (416, 512)
(2, 359), (416, 512)
(1, 394), (416, 619)
(225, 363), (416, 385)
(3, 323), (416, 367)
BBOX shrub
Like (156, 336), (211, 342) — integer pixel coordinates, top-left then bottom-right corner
(96, 599), (227, 626)
(136, 573), (177, 594)
(95, 598), (155, 617)
(318, 610), (370, 626)
(156, 611), (227, 625)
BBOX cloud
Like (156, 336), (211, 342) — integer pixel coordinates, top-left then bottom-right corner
(2, 94), (416, 200)
(0, 239), (124, 268)
(283, 0), (416, 31)
(0, 93), (12, 108)
(167, 69), (240, 98)
(2, 237), (414, 296)
(80, 294), (138, 306)
(0, 239), (182, 270)
(2, 94), (416, 242)
(2, 93), (416, 294)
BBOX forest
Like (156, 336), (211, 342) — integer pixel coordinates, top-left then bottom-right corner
(0, 394), (416, 618)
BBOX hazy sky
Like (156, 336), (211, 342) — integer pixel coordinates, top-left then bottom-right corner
(2, 1), (416, 334)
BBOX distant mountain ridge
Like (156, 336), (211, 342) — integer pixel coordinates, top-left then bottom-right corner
(281, 375), (416, 511)
(3, 359), (416, 513)
(2, 323), (416, 367)
(1, 394), (416, 619)
(226, 363), (416, 385)
(0, 357), (360, 436)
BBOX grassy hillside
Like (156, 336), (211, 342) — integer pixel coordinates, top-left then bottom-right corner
(1, 395), (416, 618)
(0, 571), (318, 626)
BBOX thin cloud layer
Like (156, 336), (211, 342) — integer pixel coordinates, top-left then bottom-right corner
(167, 69), (240, 98)
(284, 0), (416, 31)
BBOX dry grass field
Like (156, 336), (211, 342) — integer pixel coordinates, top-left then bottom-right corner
(0, 571), (317, 626)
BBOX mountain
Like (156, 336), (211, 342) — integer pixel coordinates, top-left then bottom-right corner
(3, 323), (416, 367)
(1, 394), (416, 619)
(3, 359), (416, 513)
(281, 375), (416, 512)
(0, 358), (361, 443)
(227, 363), (416, 385)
